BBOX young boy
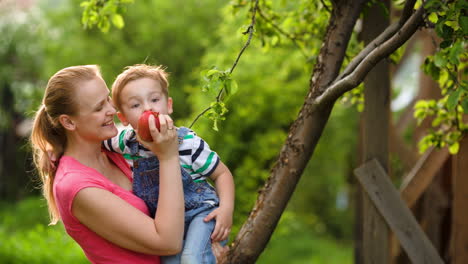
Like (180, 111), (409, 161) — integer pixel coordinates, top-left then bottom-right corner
(103, 64), (235, 263)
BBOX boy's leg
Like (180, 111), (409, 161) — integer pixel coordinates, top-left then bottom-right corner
(181, 207), (216, 264)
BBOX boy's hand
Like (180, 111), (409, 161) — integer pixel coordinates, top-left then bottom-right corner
(204, 206), (233, 242)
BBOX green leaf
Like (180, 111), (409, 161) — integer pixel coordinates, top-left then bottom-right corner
(422, 58), (440, 79)
(111, 14), (125, 29)
(461, 98), (468, 114)
(414, 100), (428, 109)
(446, 89), (461, 110)
(444, 20), (459, 31)
(418, 134), (432, 153)
(414, 107), (425, 118)
(428, 13), (438, 23)
(439, 40), (452, 49)
(448, 40), (463, 64)
(458, 15), (468, 34)
(433, 52), (447, 67)
(230, 78), (238, 95)
(80, 1), (90, 8)
(206, 69), (220, 77)
(436, 23), (454, 40)
(449, 142), (459, 154)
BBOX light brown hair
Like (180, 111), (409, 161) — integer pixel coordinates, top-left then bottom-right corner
(111, 64), (169, 110)
(30, 65), (102, 224)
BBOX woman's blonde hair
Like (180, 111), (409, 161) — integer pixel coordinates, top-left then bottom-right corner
(30, 65), (102, 224)
(111, 64), (169, 110)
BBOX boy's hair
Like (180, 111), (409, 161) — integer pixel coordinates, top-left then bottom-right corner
(112, 64), (169, 110)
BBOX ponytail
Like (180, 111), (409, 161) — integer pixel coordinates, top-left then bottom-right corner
(30, 105), (65, 224)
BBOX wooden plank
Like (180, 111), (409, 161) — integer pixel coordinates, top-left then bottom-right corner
(450, 135), (468, 263)
(400, 146), (450, 208)
(355, 159), (444, 264)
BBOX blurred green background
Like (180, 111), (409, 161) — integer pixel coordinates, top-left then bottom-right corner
(1, 0), (358, 263)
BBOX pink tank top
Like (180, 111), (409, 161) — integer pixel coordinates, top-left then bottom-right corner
(54, 150), (160, 264)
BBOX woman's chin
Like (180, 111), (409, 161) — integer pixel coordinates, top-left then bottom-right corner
(102, 124), (118, 139)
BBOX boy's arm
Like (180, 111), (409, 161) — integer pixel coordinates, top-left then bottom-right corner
(205, 161), (235, 242)
(183, 129), (235, 241)
(102, 128), (133, 154)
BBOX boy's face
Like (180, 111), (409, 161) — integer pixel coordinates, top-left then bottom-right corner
(117, 77), (173, 130)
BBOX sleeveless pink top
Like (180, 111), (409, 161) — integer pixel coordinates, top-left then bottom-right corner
(54, 150), (160, 264)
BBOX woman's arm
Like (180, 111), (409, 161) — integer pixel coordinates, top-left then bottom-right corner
(73, 187), (182, 255)
(73, 114), (184, 255)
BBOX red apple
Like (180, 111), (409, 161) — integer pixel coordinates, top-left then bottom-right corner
(137, 111), (160, 141)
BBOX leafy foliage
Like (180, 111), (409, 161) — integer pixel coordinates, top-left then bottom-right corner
(80, 0), (134, 32)
(415, 0), (468, 154)
(197, 67), (239, 131)
(0, 5), (44, 130)
(0, 197), (87, 263)
(179, 3), (357, 241)
(23, 0), (226, 122)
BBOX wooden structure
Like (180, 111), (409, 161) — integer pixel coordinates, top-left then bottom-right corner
(355, 159), (444, 263)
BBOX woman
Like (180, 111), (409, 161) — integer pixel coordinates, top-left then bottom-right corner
(30, 65), (184, 263)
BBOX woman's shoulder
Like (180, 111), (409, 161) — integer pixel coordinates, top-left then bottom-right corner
(54, 156), (109, 194)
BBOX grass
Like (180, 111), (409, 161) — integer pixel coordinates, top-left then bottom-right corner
(0, 196), (352, 263)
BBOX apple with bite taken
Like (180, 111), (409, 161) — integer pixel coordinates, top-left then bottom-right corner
(137, 111), (160, 141)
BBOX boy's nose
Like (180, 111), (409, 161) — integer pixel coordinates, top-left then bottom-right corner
(143, 103), (153, 112)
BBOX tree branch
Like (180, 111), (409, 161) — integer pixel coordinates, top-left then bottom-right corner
(320, 0), (331, 13)
(190, 0), (259, 129)
(229, 0), (259, 75)
(317, 5), (425, 105)
(188, 106), (212, 129)
(256, 6), (309, 59)
(337, 0), (418, 81)
(399, 0), (417, 25)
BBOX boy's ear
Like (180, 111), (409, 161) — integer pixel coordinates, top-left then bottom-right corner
(58, 114), (75, 131)
(167, 97), (173, 115)
(117, 112), (129, 126)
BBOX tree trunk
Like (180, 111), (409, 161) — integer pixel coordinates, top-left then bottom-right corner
(0, 82), (27, 201)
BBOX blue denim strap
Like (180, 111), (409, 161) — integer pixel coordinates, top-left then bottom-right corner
(177, 127), (190, 144)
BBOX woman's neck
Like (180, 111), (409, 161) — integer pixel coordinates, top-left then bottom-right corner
(64, 140), (107, 169)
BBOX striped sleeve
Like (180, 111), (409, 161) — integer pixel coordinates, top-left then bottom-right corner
(179, 130), (219, 180)
(102, 128), (133, 155)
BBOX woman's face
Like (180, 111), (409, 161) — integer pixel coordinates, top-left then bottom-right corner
(70, 77), (118, 142)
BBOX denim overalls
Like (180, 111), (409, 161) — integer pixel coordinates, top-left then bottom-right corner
(130, 127), (219, 220)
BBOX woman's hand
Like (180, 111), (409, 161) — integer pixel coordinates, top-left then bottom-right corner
(212, 242), (229, 263)
(136, 114), (178, 160)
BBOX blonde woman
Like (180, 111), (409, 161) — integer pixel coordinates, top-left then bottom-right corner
(30, 65), (184, 263)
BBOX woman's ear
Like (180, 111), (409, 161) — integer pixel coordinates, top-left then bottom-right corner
(59, 114), (76, 131)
